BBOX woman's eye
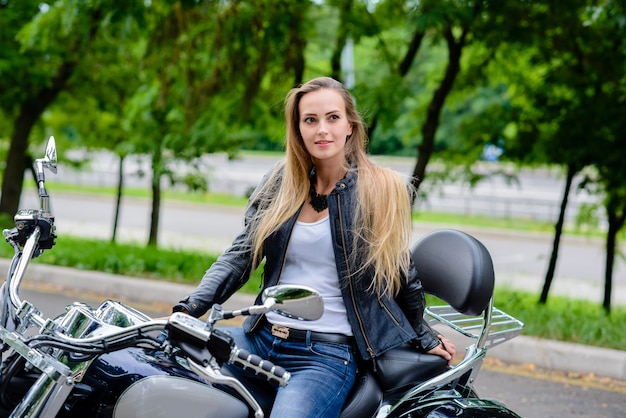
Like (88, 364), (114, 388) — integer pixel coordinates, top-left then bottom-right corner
(304, 117), (316, 123)
(329, 114), (340, 121)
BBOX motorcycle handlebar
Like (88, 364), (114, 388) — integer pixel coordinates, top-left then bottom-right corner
(166, 313), (289, 387)
(231, 347), (290, 387)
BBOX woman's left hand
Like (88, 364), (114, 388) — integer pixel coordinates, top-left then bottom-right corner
(427, 334), (456, 366)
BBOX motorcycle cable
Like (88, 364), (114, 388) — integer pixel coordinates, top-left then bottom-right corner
(26, 332), (162, 354)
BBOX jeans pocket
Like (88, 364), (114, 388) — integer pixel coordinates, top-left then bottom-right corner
(308, 342), (354, 364)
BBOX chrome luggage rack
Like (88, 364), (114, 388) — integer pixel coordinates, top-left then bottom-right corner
(426, 298), (525, 351)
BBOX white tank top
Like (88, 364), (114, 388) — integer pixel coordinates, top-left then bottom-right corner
(265, 216), (353, 336)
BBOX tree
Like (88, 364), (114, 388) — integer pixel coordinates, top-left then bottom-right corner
(0, 1), (87, 216)
(0, 0), (146, 218)
(128, 0), (309, 245)
(405, 1), (484, 201)
(43, 7), (149, 242)
(345, 1), (507, 203)
(508, 0), (626, 310)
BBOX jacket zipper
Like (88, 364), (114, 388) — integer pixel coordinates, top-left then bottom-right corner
(378, 297), (401, 326)
(338, 195), (375, 359)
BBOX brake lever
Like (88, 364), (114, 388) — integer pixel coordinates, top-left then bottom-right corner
(206, 303), (224, 329)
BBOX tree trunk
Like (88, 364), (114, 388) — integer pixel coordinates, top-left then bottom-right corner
(111, 154), (125, 243)
(409, 25), (467, 204)
(0, 115), (36, 216)
(539, 163), (577, 304)
(283, 3), (307, 87)
(0, 60), (76, 217)
(330, 35), (348, 83)
(148, 149), (162, 246)
(603, 201), (626, 313)
(330, 0), (353, 82)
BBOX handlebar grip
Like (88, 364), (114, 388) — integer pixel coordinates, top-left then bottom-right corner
(231, 348), (290, 387)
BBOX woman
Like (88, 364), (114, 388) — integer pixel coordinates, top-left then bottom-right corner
(173, 77), (455, 418)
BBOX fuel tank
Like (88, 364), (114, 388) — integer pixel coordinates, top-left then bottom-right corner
(57, 347), (249, 418)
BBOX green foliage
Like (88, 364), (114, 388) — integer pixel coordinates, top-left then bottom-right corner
(574, 202), (602, 234)
(0, 1), (53, 111)
(3, 0), (625, 174)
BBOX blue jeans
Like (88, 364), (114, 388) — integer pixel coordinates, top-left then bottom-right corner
(221, 324), (357, 418)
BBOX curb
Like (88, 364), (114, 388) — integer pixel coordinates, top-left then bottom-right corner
(490, 335), (626, 380)
(3, 259), (625, 381)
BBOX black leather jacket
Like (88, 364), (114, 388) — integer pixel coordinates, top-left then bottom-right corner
(174, 166), (439, 360)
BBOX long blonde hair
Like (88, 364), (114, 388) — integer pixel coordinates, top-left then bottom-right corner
(249, 77), (413, 297)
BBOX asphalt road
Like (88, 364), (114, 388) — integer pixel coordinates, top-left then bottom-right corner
(19, 191), (626, 306)
(54, 151), (597, 225)
(19, 287), (626, 418)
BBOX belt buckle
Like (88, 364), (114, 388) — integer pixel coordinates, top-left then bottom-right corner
(271, 324), (290, 339)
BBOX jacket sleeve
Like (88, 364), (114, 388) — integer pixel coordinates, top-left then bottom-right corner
(172, 166), (279, 318)
(395, 259), (440, 352)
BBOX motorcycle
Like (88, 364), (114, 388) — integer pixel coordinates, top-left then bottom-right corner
(0, 136), (525, 417)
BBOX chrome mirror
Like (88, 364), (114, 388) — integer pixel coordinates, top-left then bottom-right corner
(43, 136), (57, 174)
(262, 285), (324, 321)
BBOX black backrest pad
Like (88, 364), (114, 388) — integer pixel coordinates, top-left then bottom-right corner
(410, 229), (495, 316)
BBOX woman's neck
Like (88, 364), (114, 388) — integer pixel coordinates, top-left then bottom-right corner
(313, 165), (346, 194)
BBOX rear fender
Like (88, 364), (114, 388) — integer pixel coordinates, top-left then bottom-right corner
(391, 395), (522, 418)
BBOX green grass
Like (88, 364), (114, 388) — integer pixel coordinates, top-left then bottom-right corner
(413, 210), (614, 240)
(488, 289), (625, 349)
(46, 183), (249, 207)
(413, 211), (555, 234)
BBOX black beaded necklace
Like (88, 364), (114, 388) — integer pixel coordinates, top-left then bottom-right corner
(308, 184), (329, 213)
(308, 171), (347, 213)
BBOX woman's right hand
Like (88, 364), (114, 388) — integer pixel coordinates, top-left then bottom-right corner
(426, 334), (456, 366)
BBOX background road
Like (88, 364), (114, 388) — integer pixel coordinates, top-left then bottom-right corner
(20, 191), (626, 306)
(17, 151), (626, 305)
(19, 151), (626, 305)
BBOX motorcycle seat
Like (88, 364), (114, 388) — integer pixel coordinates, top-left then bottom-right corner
(338, 366), (382, 418)
(339, 349), (447, 417)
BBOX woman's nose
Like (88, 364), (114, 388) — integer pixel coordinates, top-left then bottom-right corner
(317, 121), (329, 135)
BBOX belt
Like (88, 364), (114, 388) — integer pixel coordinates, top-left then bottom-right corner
(268, 322), (353, 346)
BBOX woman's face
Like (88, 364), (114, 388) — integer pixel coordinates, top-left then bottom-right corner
(298, 88), (353, 166)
